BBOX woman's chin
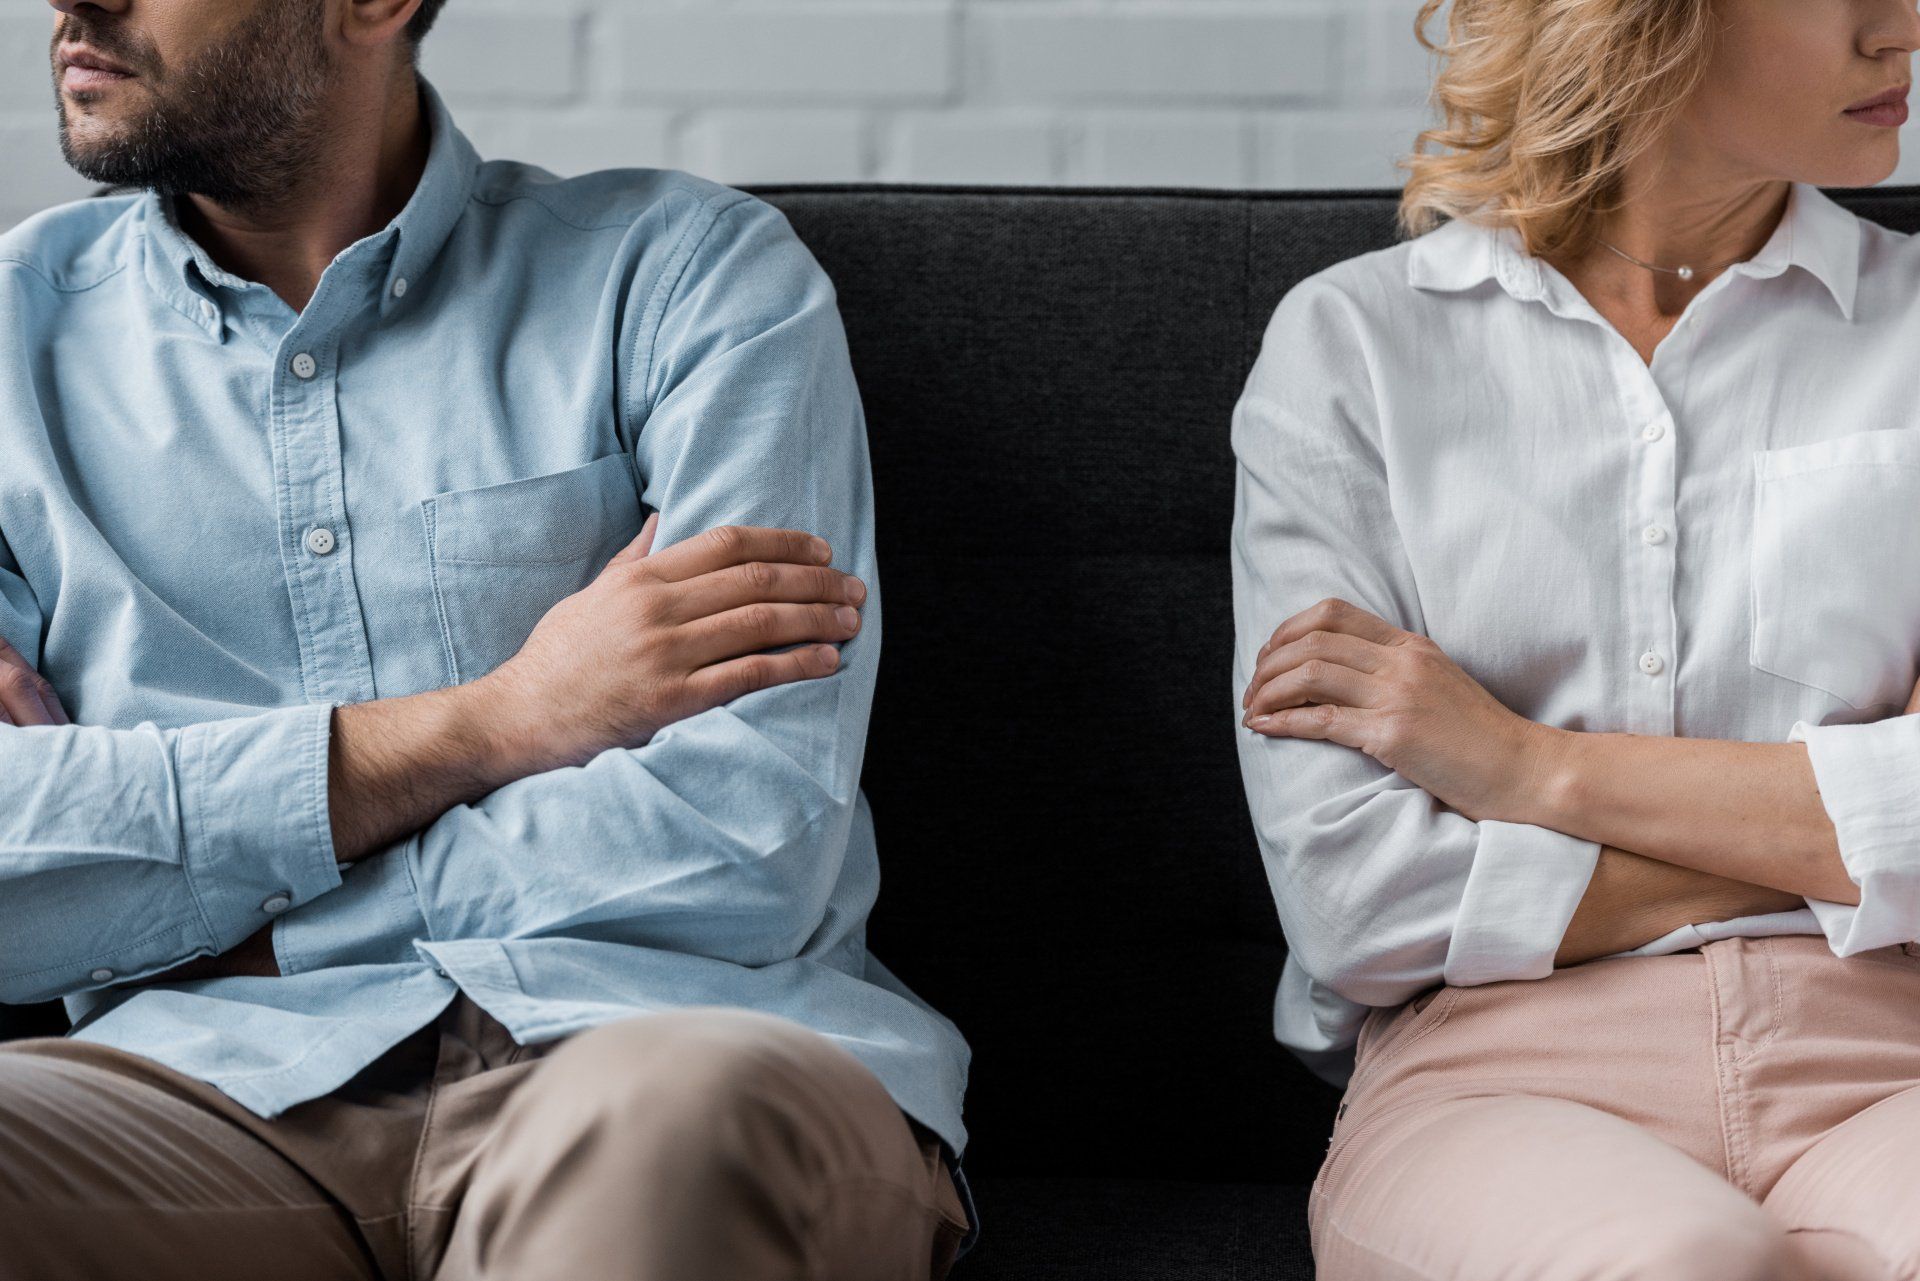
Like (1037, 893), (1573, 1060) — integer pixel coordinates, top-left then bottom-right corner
(1823, 138), (1908, 189)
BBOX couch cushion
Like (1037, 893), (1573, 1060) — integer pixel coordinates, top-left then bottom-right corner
(958, 1176), (1315, 1280)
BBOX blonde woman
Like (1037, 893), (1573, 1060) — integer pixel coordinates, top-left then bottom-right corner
(1231, 1), (1920, 1276)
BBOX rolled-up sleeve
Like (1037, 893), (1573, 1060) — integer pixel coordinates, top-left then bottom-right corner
(1230, 276), (1600, 1009)
(0, 535), (340, 1002)
(1788, 713), (1920, 953)
(402, 194), (874, 969)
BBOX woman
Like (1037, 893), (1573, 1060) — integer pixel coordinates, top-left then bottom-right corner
(1231, 1), (1920, 1276)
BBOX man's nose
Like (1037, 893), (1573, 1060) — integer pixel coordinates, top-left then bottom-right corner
(47, 0), (132, 17)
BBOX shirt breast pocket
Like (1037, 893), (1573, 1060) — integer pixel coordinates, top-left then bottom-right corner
(1749, 427), (1920, 712)
(421, 452), (644, 685)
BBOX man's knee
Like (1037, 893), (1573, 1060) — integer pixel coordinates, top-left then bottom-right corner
(543, 1006), (858, 1088)
(525, 1008), (886, 1156)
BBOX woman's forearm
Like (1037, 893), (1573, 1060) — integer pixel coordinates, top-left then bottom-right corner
(1555, 843), (1809, 967)
(1518, 730), (1857, 905)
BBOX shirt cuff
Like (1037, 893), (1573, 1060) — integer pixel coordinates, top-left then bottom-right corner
(1443, 820), (1602, 986)
(1789, 715), (1920, 954)
(175, 701), (342, 952)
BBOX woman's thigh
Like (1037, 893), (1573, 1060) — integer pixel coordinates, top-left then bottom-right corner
(1310, 936), (1920, 1279)
(1762, 1081), (1920, 1281)
(1309, 1093), (1802, 1281)
(1333, 947), (1731, 1180)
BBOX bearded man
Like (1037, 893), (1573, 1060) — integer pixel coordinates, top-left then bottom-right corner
(0, 2), (975, 1276)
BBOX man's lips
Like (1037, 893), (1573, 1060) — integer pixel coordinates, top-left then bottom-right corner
(57, 43), (137, 92)
(1844, 84), (1910, 128)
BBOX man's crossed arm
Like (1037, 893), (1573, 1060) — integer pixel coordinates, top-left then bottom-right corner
(0, 514), (866, 989)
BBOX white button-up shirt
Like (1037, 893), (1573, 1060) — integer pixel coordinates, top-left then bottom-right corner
(1230, 182), (1920, 1088)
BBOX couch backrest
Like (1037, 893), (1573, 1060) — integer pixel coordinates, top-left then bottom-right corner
(753, 183), (1920, 1184)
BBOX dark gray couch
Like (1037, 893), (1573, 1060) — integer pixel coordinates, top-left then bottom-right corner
(11, 184), (1920, 1279)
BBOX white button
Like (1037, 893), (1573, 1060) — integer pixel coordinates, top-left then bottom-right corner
(1642, 421), (1666, 441)
(290, 352), (317, 379)
(1639, 650), (1665, 675)
(391, 276), (409, 299)
(1641, 524), (1667, 545)
(262, 894), (292, 914)
(201, 300), (217, 321)
(305, 526), (336, 556)
(434, 967), (450, 978)
(89, 967), (114, 983)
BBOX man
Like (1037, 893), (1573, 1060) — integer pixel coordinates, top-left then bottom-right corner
(0, 0), (975, 1276)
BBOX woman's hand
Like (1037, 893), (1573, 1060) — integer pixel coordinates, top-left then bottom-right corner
(1240, 596), (1549, 822)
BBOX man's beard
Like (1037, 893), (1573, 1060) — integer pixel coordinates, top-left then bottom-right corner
(54, 0), (333, 212)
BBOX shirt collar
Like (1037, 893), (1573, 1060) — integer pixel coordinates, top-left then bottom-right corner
(1737, 182), (1861, 320)
(1406, 181), (1862, 321)
(137, 71), (478, 338)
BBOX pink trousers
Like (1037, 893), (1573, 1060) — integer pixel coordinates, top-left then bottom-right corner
(1309, 934), (1920, 1280)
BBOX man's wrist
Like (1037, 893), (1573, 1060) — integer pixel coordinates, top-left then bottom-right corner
(455, 665), (573, 783)
(329, 682), (542, 862)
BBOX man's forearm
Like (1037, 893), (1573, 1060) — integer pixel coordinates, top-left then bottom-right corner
(141, 681), (542, 986)
(1554, 843), (1808, 967)
(327, 678), (544, 863)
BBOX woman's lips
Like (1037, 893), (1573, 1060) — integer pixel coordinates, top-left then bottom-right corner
(1845, 87), (1910, 128)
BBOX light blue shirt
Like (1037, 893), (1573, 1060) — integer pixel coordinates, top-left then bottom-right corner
(0, 75), (971, 1167)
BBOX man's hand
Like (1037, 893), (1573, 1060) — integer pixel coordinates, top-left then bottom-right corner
(325, 514), (865, 865)
(474, 515), (868, 777)
(0, 636), (69, 726)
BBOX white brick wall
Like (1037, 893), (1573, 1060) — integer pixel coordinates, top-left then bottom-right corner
(2, 1), (1445, 231)
(9, 0), (1920, 232)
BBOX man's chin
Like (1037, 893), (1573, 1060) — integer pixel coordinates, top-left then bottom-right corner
(60, 154), (144, 191)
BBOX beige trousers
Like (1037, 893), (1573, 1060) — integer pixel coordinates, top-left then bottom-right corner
(0, 995), (970, 1281)
(1310, 935), (1920, 1280)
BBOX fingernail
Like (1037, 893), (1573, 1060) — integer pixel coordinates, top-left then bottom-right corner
(845, 576), (867, 603)
(1250, 715), (1273, 729)
(811, 537), (831, 563)
(835, 606), (860, 628)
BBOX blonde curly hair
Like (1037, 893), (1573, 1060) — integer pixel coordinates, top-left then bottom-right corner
(1397, 0), (1718, 259)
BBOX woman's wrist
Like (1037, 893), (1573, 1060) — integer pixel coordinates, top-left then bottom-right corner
(1503, 722), (1587, 831)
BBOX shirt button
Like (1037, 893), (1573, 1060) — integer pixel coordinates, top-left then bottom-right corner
(305, 526), (336, 556)
(89, 967), (114, 983)
(1641, 421), (1666, 442)
(201, 300), (217, 322)
(290, 352), (318, 380)
(1641, 524), (1667, 545)
(391, 276), (409, 299)
(1639, 650), (1666, 676)
(261, 893), (292, 914)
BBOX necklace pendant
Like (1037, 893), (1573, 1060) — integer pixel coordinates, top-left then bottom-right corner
(1676, 265), (1695, 282)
